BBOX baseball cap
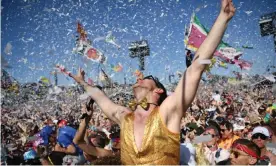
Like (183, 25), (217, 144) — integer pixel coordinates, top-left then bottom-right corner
(58, 120), (67, 127)
(252, 126), (270, 137)
(233, 124), (245, 131)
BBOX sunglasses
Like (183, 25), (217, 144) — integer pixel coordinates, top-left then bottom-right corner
(220, 129), (227, 132)
(231, 150), (249, 158)
(143, 75), (162, 88)
(252, 133), (268, 140)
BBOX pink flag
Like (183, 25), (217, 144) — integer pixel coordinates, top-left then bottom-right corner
(233, 59), (253, 70)
(185, 14), (243, 63)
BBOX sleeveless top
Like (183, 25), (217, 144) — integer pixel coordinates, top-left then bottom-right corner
(120, 107), (180, 165)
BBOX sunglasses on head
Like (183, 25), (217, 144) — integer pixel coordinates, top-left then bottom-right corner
(143, 75), (162, 88)
(252, 133), (268, 140)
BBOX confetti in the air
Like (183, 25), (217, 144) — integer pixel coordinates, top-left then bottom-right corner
(4, 42), (12, 55)
(244, 11), (253, 15)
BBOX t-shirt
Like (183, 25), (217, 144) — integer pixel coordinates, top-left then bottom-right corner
(218, 135), (240, 150)
(57, 126), (82, 155)
(204, 147), (230, 165)
(180, 142), (196, 166)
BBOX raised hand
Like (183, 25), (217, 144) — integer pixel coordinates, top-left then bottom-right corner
(220, 0), (236, 22)
(86, 98), (95, 116)
(71, 67), (86, 84)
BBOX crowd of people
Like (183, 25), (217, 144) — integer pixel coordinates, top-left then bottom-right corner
(1, 92), (122, 165)
(180, 84), (276, 165)
(1, 0), (276, 165)
(1, 78), (275, 165)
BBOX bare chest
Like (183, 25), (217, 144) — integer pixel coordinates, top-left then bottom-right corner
(133, 117), (148, 151)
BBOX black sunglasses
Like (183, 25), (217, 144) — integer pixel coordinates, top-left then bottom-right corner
(143, 75), (162, 88)
(252, 133), (268, 140)
(231, 151), (240, 158)
(220, 129), (227, 132)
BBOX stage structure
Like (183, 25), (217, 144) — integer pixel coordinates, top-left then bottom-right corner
(259, 12), (276, 52)
(169, 74), (175, 84)
(128, 40), (150, 71)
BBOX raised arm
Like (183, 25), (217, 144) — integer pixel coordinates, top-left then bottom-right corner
(70, 68), (131, 124)
(162, 0), (236, 117)
(73, 100), (113, 157)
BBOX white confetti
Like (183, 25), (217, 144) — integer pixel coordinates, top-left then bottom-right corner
(4, 42), (12, 55)
(244, 11), (253, 15)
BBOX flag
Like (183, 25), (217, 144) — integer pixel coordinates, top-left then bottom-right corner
(184, 13), (243, 63)
(85, 47), (106, 63)
(73, 41), (106, 64)
(74, 22), (106, 64)
(39, 76), (50, 86)
(218, 61), (228, 69)
(233, 59), (252, 70)
(77, 22), (87, 41)
(112, 63), (123, 72)
(73, 22), (106, 64)
(134, 69), (144, 80)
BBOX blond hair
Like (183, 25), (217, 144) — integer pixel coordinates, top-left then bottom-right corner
(195, 143), (209, 165)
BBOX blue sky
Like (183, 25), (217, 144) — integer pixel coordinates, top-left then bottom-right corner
(1, 0), (276, 86)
